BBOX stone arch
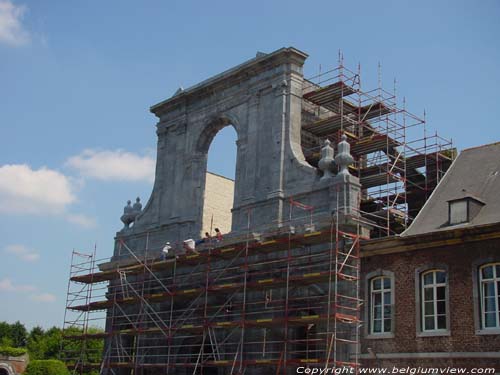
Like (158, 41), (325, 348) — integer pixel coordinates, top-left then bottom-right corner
(0, 363), (14, 375)
(195, 114), (241, 155)
(123, 48), (362, 245)
(196, 115), (240, 235)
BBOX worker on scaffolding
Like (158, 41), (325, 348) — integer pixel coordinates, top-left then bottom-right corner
(161, 242), (172, 260)
(195, 232), (211, 247)
(203, 231), (211, 244)
(214, 227), (223, 242)
(183, 238), (199, 255)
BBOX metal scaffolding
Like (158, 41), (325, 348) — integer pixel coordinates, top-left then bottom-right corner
(61, 54), (454, 374)
(301, 54), (454, 236)
(61, 206), (364, 375)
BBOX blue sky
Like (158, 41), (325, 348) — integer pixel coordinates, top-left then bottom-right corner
(0, 0), (499, 329)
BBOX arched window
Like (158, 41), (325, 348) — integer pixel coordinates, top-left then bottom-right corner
(421, 269), (447, 332)
(479, 263), (500, 329)
(370, 276), (392, 334)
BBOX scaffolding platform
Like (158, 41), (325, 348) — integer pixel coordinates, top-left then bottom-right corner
(61, 213), (364, 375)
(301, 60), (454, 236)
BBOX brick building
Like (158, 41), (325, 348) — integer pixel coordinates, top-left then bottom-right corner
(360, 142), (500, 369)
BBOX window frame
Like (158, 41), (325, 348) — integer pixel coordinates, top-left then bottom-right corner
(479, 263), (500, 330)
(472, 259), (500, 335)
(370, 276), (393, 335)
(448, 199), (468, 225)
(415, 265), (450, 337)
(420, 270), (447, 332)
(364, 270), (395, 339)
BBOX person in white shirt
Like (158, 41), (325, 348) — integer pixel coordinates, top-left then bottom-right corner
(162, 242), (172, 260)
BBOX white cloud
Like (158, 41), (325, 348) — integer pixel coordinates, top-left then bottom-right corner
(4, 244), (40, 262)
(0, 0), (30, 46)
(0, 164), (76, 215)
(0, 278), (55, 303)
(30, 293), (56, 303)
(0, 277), (36, 292)
(65, 149), (155, 183)
(66, 213), (96, 229)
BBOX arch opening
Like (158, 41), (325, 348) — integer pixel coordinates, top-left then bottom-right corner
(0, 367), (12, 375)
(201, 125), (237, 237)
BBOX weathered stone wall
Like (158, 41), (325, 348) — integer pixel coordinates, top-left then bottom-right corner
(112, 47), (362, 258)
(202, 172), (234, 235)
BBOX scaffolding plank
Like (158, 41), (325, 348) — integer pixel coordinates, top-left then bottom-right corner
(68, 268), (338, 312)
(70, 227), (364, 285)
(302, 114), (344, 136)
(303, 81), (355, 106)
(351, 134), (401, 156)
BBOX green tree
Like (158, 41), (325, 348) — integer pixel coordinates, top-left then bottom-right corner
(10, 321), (27, 347)
(43, 327), (62, 360)
(27, 326), (47, 360)
(0, 321), (27, 348)
(61, 327), (104, 364)
(24, 359), (70, 375)
(0, 336), (14, 347)
(0, 322), (12, 341)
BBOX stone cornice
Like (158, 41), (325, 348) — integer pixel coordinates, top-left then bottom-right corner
(361, 222), (500, 257)
(150, 47), (308, 117)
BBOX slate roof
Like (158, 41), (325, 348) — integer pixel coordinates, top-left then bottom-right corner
(403, 142), (500, 236)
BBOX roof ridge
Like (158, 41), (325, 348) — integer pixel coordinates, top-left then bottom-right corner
(462, 140), (500, 152)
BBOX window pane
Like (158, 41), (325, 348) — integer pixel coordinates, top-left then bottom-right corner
(436, 271), (446, 284)
(384, 306), (391, 318)
(482, 266), (494, 280)
(437, 287), (445, 300)
(374, 306), (382, 319)
(485, 313), (496, 328)
(484, 282), (495, 297)
(496, 265), (500, 277)
(424, 288), (433, 301)
(374, 293), (382, 305)
(424, 301), (434, 315)
(424, 317), (434, 330)
(373, 320), (382, 333)
(384, 318), (391, 332)
(449, 200), (467, 224)
(384, 292), (391, 305)
(383, 277), (391, 289)
(423, 273), (433, 285)
(373, 278), (381, 290)
(437, 315), (446, 329)
(485, 297), (496, 312)
(437, 301), (446, 315)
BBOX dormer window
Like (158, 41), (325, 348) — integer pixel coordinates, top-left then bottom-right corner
(449, 199), (467, 224)
(448, 195), (485, 225)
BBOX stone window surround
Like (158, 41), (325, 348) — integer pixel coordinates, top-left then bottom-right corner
(364, 269), (395, 339)
(472, 257), (500, 335)
(415, 263), (450, 337)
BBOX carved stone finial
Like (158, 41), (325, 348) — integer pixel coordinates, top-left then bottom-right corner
(335, 134), (354, 177)
(318, 139), (336, 181)
(121, 200), (135, 229)
(124, 200), (132, 213)
(133, 197), (142, 213)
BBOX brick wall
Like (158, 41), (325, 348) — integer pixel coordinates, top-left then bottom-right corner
(0, 354), (28, 374)
(360, 238), (500, 368)
(202, 172), (234, 236)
